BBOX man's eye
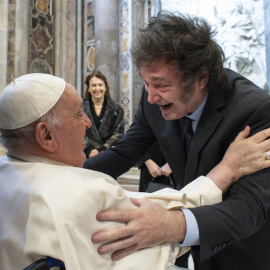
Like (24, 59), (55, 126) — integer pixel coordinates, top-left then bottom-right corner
(77, 109), (85, 118)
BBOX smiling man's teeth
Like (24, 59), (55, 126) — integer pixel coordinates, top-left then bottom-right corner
(161, 103), (172, 109)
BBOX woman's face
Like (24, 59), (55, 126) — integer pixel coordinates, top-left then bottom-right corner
(88, 76), (106, 100)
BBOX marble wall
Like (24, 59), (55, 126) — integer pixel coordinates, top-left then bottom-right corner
(7, 0), (16, 85)
(0, 0), (150, 127)
(94, 0), (120, 102)
(0, 0), (8, 92)
(120, 0), (132, 124)
(119, 0), (151, 126)
(0, 145), (6, 157)
(82, 0), (151, 127)
(29, 0), (55, 75)
(84, 0), (95, 76)
(3, 0), (267, 128)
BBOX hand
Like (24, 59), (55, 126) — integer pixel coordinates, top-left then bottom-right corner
(160, 163), (172, 176)
(145, 159), (162, 178)
(92, 198), (186, 260)
(208, 126), (270, 192)
(89, 149), (99, 158)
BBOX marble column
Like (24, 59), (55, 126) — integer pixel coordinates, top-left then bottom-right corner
(94, 0), (120, 102)
(264, 0), (270, 91)
(15, 0), (29, 78)
(55, 0), (67, 80)
(0, 0), (8, 94)
(151, 0), (161, 16)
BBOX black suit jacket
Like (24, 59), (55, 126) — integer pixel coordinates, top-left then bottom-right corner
(84, 69), (270, 269)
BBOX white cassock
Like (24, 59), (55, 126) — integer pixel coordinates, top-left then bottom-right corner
(0, 153), (222, 270)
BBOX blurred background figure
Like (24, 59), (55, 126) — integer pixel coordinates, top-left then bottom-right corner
(0, 145), (5, 156)
(139, 141), (176, 192)
(83, 70), (125, 158)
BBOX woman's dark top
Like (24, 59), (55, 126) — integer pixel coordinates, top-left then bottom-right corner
(83, 96), (125, 157)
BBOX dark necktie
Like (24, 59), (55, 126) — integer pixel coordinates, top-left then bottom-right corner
(180, 117), (193, 158)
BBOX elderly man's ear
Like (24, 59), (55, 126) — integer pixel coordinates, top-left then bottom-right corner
(35, 122), (58, 152)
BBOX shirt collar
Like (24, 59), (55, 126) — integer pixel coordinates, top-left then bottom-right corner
(185, 93), (208, 131)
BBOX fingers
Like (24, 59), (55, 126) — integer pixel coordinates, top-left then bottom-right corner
(234, 126), (250, 142)
(249, 127), (270, 143)
(257, 139), (270, 152)
(129, 197), (144, 207)
(150, 166), (162, 177)
(98, 237), (137, 259)
(111, 244), (138, 260)
(160, 163), (172, 176)
(261, 160), (270, 170)
(262, 150), (270, 169)
(92, 200), (143, 245)
(96, 207), (136, 223)
(92, 223), (133, 244)
(162, 170), (170, 177)
(234, 126), (270, 145)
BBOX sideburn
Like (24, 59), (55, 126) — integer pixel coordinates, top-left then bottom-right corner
(180, 83), (195, 104)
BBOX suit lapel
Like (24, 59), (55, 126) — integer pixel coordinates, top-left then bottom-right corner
(185, 92), (226, 183)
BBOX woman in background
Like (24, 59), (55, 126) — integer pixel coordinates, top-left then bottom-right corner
(139, 141), (175, 192)
(83, 70), (125, 158)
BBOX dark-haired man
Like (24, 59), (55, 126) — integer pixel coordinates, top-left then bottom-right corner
(84, 12), (270, 270)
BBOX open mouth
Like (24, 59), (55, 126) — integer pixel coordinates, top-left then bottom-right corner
(160, 103), (173, 110)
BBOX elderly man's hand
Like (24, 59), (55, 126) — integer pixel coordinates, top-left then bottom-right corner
(207, 126), (270, 192)
(92, 198), (186, 260)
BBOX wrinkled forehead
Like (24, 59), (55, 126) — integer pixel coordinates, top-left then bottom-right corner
(59, 83), (82, 110)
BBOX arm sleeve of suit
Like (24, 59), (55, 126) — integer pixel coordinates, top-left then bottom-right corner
(190, 99), (270, 262)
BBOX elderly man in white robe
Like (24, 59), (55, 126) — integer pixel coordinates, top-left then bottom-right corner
(0, 73), (269, 270)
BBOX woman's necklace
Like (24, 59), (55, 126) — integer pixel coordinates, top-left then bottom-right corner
(92, 97), (104, 110)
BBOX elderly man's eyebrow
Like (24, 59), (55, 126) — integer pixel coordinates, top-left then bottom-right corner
(72, 103), (84, 116)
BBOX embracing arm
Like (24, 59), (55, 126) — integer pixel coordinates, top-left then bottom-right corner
(207, 125), (270, 192)
(91, 126), (270, 260)
(191, 101), (270, 261)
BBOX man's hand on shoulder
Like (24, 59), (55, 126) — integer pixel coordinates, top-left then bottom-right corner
(92, 198), (186, 260)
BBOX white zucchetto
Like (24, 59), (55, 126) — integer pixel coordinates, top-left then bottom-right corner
(0, 73), (65, 130)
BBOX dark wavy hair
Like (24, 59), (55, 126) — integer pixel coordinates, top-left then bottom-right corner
(131, 11), (228, 92)
(84, 70), (111, 100)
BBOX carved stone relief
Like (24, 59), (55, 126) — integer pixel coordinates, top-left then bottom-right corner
(29, 0), (55, 74)
(161, 0), (267, 90)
